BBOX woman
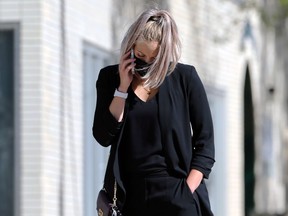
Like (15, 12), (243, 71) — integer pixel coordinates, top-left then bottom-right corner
(93, 8), (215, 216)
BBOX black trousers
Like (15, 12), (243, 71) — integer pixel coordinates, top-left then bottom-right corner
(122, 175), (200, 216)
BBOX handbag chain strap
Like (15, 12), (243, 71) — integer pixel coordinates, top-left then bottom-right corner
(112, 180), (117, 207)
(111, 98), (130, 209)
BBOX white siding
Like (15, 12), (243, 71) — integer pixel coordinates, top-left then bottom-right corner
(0, 0), (113, 215)
(0, 1), (43, 216)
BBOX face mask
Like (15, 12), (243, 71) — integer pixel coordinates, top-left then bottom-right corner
(134, 57), (152, 77)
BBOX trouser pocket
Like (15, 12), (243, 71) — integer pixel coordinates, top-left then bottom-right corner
(146, 176), (198, 216)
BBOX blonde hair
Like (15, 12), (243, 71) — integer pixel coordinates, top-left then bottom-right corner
(120, 8), (181, 88)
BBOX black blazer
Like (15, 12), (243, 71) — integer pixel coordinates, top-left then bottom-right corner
(93, 63), (215, 215)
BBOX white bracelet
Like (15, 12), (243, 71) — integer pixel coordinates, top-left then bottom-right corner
(114, 89), (128, 99)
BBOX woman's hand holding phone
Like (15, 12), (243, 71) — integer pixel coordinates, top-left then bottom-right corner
(118, 50), (135, 92)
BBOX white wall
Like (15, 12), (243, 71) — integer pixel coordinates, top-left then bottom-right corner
(0, 1), (43, 216)
(0, 0), (113, 215)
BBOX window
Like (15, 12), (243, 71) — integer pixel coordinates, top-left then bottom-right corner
(0, 29), (14, 216)
(82, 42), (113, 216)
(206, 89), (227, 216)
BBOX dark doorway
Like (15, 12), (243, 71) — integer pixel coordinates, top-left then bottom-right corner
(244, 65), (255, 216)
(0, 30), (14, 216)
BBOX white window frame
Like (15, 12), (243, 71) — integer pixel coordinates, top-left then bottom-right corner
(82, 41), (112, 216)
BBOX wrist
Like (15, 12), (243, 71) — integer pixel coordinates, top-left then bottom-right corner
(114, 89), (128, 99)
(117, 85), (128, 93)
(117, 84), (129, 93)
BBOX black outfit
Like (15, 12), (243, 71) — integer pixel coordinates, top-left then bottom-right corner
(93, 63), (215, 216)
(119, 91), (166, 179)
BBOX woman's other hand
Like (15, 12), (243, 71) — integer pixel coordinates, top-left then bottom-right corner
(186, 169), (204, 193)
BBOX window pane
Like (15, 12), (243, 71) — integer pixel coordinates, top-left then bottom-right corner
(0, 30), (14, 216)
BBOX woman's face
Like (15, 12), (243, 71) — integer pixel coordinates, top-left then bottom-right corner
(134, 39), (159, 64)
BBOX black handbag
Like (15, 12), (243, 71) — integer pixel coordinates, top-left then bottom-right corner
(97, 180), (123, 216)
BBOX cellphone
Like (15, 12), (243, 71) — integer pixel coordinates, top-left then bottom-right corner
(130, 48), (135, 74)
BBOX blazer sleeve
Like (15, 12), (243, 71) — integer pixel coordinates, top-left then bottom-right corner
(92, 67), (123, 147)
(187, 66), (215, 179)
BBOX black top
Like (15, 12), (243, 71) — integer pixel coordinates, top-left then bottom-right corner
(119, 89), (167, 182)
